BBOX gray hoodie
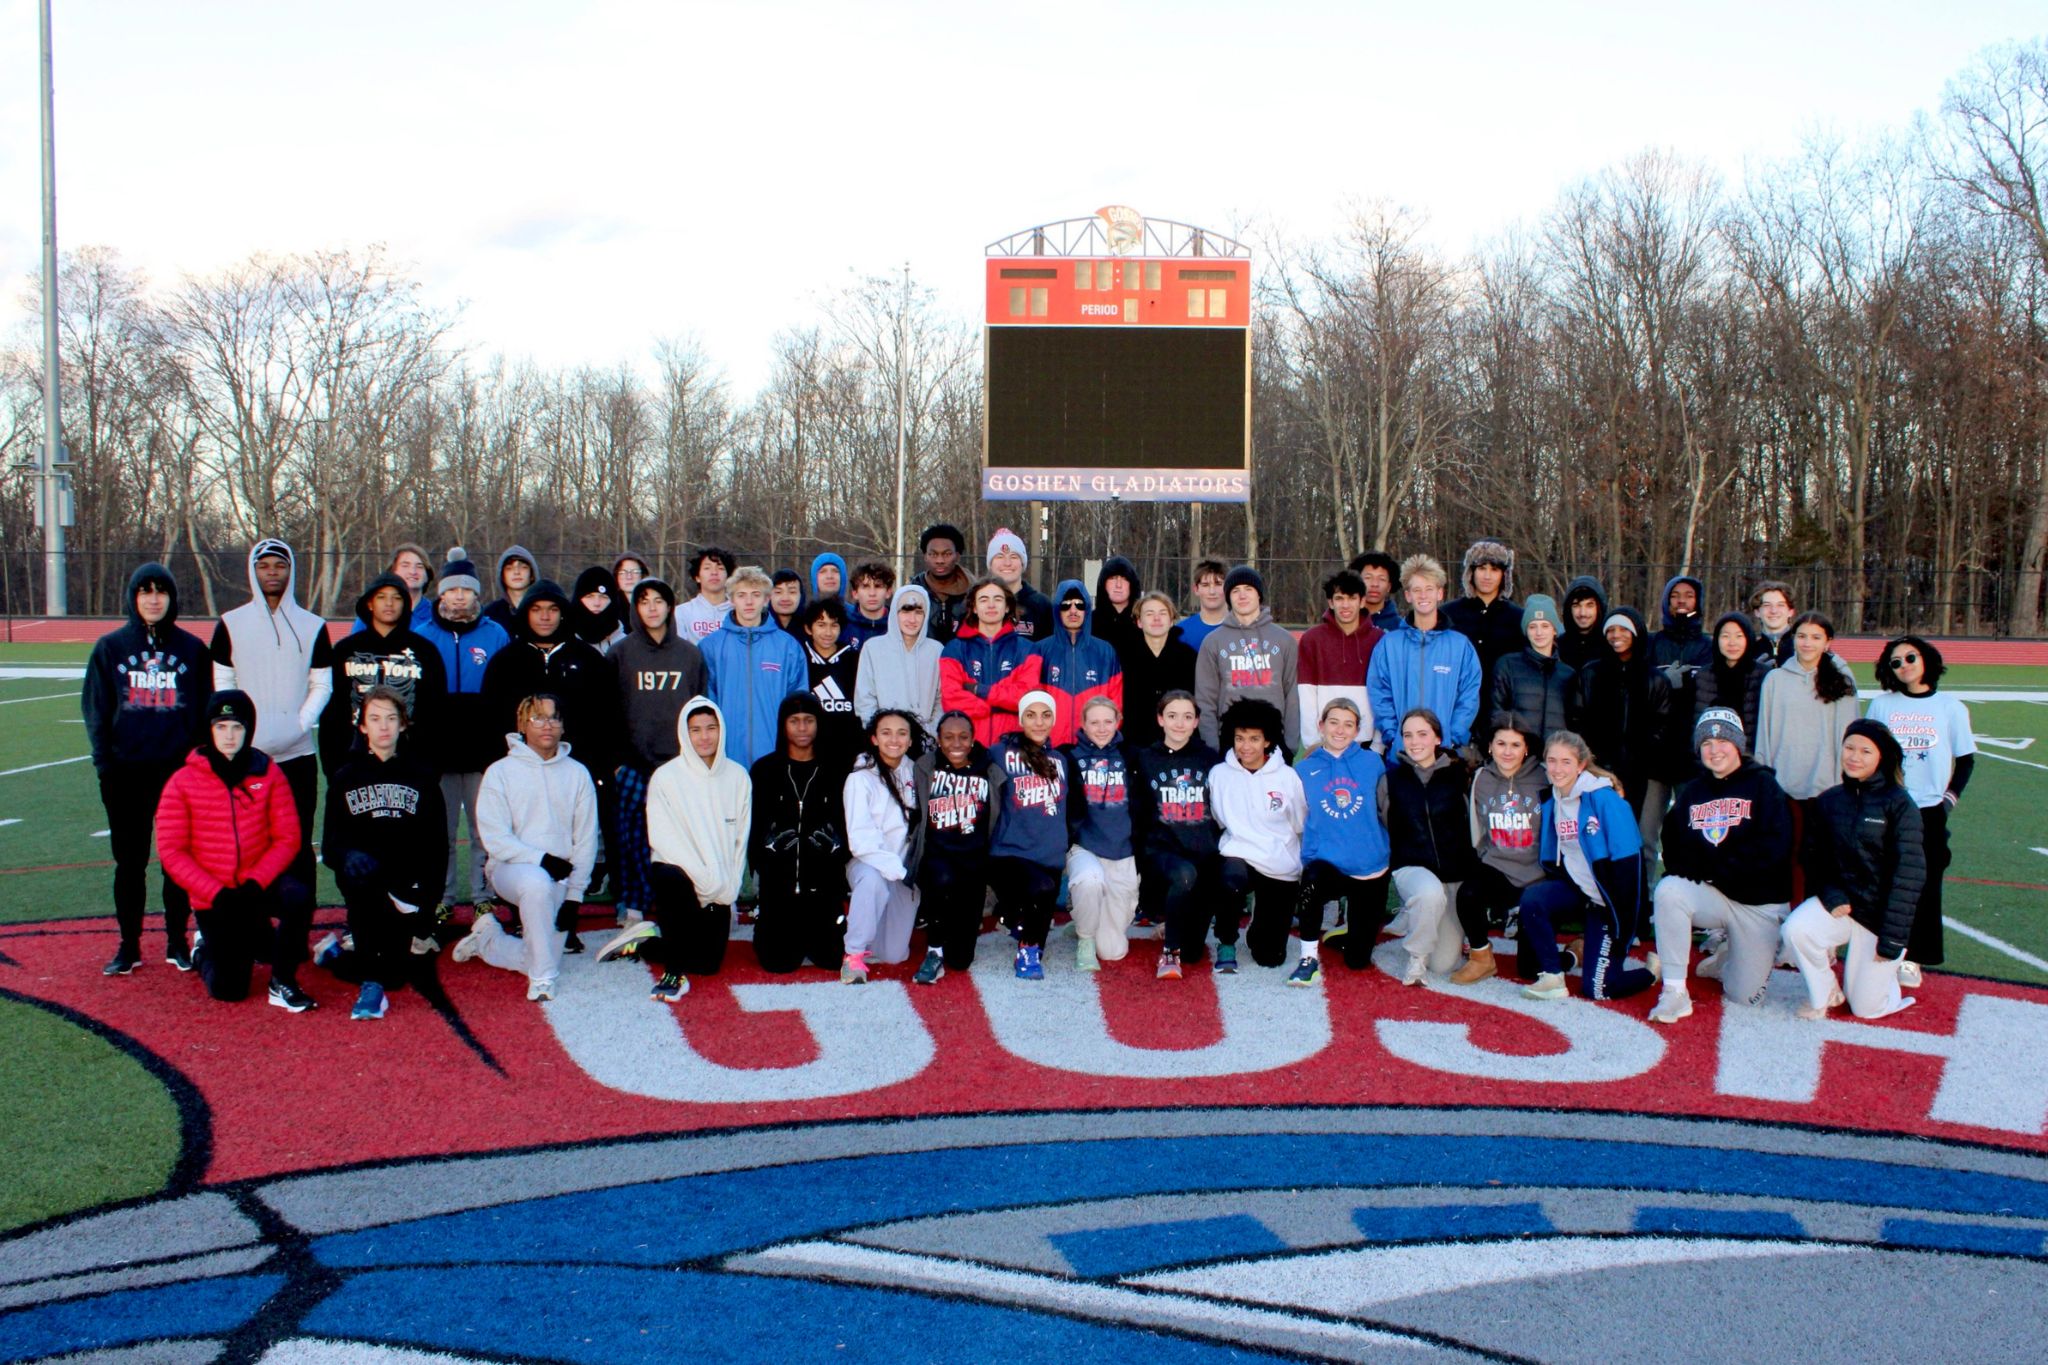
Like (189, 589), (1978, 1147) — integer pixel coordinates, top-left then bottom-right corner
(1193, 606), (1300, 750)
(854, 584), (944, 735)
(1469, 757), (1548, 887)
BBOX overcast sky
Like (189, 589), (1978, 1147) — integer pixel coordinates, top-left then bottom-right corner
(1, 1), (2040, 391)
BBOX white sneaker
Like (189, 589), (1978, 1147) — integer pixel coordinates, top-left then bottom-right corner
(1521, 972), (1567, 1000)
(1644, 951), (1660, 980)
(1695, 945), (1727, 980)
(596, 921), (660, 964)
(452, 915), (498, 963)
(1401, 953), (1427, 986)
(1648, 985), (1693, 1024)
(527, 976), (556, 1002)
(1898, 960), (1922, 988)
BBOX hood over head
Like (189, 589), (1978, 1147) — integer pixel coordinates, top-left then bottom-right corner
(127, 561), (181, 629)
(612, 550), (651, 582)
(354, 572), (413, 630)
(1093, 555), (1141, 620)
(495, 545), (538, 599)
(569, 565), (624, 643)
(1053, 577), (1094, 639)
(1660, 573), (1706, 628)
(674, 694), (741, 773)
(516, 578), (574, 643)
(246, 539), (299, 603)
(1709, 611), (1758, 661)
(808, 552), (848, 600)
(1562, 575), (1609, 629)
(1601, 605), (1649, 654)
(884, 584), (932, 647)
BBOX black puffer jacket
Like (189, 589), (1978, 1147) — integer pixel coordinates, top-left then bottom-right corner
(1488, 648), (1577, 743)
(1691, 613), (1773, 743)
(1801, 772), (1926, 959)
(1385, 751), (1478, 880)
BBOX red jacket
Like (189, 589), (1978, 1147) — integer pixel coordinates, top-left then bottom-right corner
(939, 619), (1044, 746)
(156, 748), (300, 908)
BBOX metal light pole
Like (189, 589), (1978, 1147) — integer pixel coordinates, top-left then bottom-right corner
(893, 262), (909, 576)
(37, 0), (68, 616)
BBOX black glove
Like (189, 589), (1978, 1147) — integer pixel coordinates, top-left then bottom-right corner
(210, 884), (245, 915)
(804, 827), (842, 855)
(341, 850), (380, 883)
(555, 898), (582, 932)
(765, 829), (799, 856)
(539, 853), (574, 881)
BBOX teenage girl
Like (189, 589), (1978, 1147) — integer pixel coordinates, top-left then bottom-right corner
(1514, 730), (1656, 1002)
(988, 690), (1070, 979)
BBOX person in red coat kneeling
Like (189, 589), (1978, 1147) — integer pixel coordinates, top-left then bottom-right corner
(157, 690), (317, 1011)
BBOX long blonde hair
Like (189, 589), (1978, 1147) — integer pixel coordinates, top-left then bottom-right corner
(1544, 729), (1623, 799)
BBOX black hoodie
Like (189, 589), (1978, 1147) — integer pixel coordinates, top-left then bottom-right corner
(1660, 755), (1794, 906)
(480, 578), (619, 778)
(322, 742), (449, 908)
(748, 693), (849, 898)
(914, 734), (997, 863)
(608, 577), (706, 773)
(1691, 612), (1774, 744)
(569, 565), (626, 652)
(319, 573), (447, 775)
(1557, 575), (1612, 674)
(82, 562), (211, 772)
(1573, 605), (1670, 804)
(1092, 556), (1143, 657)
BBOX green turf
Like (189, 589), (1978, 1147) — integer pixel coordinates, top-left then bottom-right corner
(0, 995), (184, 1233)
(0, 642), (95, 664)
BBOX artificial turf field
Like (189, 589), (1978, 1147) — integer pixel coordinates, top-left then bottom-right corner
(1, 639), (2045, 1363)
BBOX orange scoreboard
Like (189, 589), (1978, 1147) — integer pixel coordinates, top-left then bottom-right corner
(983, 210), (1251, 502)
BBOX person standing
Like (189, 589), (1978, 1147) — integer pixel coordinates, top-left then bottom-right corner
(1443, 540), (1525, 686)
(675, 546), (737, 645)
(769, 569), (806, 636)
(1749, 581), (1798, 665)
(1488, 595), (1576, 743)
(1296, 568), (1384, 753)
(1177, 557), (1233, 653)
(210, 539), (332, 912)
(609, 576), (707, 925)
(1691, 613), (1775, 743)
(749, 693), (850, 974)
(461, 692), (598, 1003)
(911, 523), (974, 645)
(320, 687), (449, 1020)
(1557, 575), (1612, 674)
(1755, 611), (1861, 893)
(1867, 636), (1975, 983)
(158, 691), (315, 1010)
(809, 552), (848, 603)
(320, 573), (447, 777)
(1347, 551), (1404, 634)
(412, 550), (512, 910)
(986, 528), (1053, 643)
(1036, 579), (1124, 746)
(569, 565), (627, 656)
(1118, 590), (1198, 749)
(1193, 565), (1300, 752)
(481, 545), (538, 632)
(1364, 555), (1482, 754)
(702, 566), (809, 768)
(1573, 606), (1667, 824)
(845, 560), (897, 647)
(611, 552), (651, 599)
(1642, 573), (1714, 857)
(855, 584), (944, 736)
(85, 561), (210, 975)
(386, 543), (436, 627)
(940, 578), (1043, 745)
(1092, 556), (1143, 657)
(797, 596), (864, 769)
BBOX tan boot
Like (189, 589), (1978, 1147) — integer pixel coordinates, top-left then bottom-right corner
(1450, 945), (1495, 985)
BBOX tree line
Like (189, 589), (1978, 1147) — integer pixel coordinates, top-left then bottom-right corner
(3, 39), (2044, 634)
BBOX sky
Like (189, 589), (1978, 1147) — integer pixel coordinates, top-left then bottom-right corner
(1, 1), (2041, 392)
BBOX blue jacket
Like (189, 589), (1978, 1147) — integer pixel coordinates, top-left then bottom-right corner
(1539, 777), (1644, 945)
(1365, 619), (1483, 749)
(1063, 731), (1135, 860)
(1035, 578), (1124, 746)
(414, 607), (514, 774)
(809, 552), (848, 603)
(1297, 743), (1392, 878)
(988, 733), (1071, 869)
(701, 613), (807, 768)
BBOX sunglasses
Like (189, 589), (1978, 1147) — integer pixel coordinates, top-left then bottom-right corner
(1060, 601), (1088, 612)
(1889, 651), (1920, 667)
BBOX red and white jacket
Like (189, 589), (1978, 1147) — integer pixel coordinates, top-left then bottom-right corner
(155, 748), (300, 909)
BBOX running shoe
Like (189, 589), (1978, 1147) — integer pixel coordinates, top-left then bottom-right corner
(351, 982), (388, 1020)
(1287, 957), (1322, 988)
(912, 949), (946, 985)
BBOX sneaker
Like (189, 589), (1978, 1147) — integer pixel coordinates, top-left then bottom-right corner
(452, 915), (499, 963)
(912, 949), (946, 985)
(841, 952), (870, 985)
(166, 939), (193, 972)
(563, 930), (585, 955)
(103, 945), (140, 977)
(1320, 920), (1349, 945)
(1156, 948), (1183, 980)
(527, 976), (556, 1002)
(596, 921), (660, 964)
(1015, 944), (1044, 980)
(1450, 946), (1496, 985)
(268, 980), (316, 1013)
(1401, 953), (1428, 986)
(1287, 957), (1322, 988)
(312, 933), (344, 969)
(1648, 985), (1693, 1025)
(1503, 909), (1520, 941)
(1898, 960), (1922, 988)
(1521, 972), (1568, 1001)
(351, 982), (388, 1020)
(1214, 944), (1238, 975)
(1696, 944), (1727, 980)
(409, 934), (439, 956)
(650, 971), (688, 1002)
(1559, 947), (1580, 975)
(1076, 937), (1100, 972)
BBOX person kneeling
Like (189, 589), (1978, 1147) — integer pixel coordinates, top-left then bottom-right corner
(1210, 700), (1304, 978)
(843, 709), (926, 983)
(1288, 699), (1391, 985)
(158, 691), (315, 1011)
(597, 697), (748, 1000)
(1064, 698), (1141, 972)
(1515, 731), (1656, 1001)
(464, 693), (597, 1002)
(321, 686), (449, 1019)
(1383, 708), (1472, 986)
(1646, 708), (1792, 1024)
(751, 693), (850, 974)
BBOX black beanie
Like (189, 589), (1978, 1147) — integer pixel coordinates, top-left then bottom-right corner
(1224, 565), (1265, 602)
(204, 689), (258, 733)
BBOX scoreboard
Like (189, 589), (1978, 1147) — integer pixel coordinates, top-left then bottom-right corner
(983, 211), (1251, 503)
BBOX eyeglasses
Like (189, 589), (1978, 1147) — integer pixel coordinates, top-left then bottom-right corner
(526, 714), (564, 727)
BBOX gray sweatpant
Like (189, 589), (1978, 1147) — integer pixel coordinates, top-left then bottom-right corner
(441, 770), (487, 905)
(1389, 867), (1468, 975)
(1650, 875), (1786, 1007)
(846, 860), (918, 964)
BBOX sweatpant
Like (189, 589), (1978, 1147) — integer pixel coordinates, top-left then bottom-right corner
(846, 860), (919, 964)
(440, 770), (487, 905)
(194, 876), (311, 1001)
(277, 754), (319, 894)
(918, 851), (988, 970)
(1782, 896), (1910, 1018)
(336, 870), (423, 989)
(1226, 858), (1299, 967)
(1637, 778), (1674, 864)
(1389, 866), (1469, 976)
(102, 760), (190, 953)
(1650, 876), (1787, 1006)
(612, 765), (655, 915)
(1145, 849), (1228, 957)
(1514, 878), (1655, 1000)
(1294, 861), (1385, 970)
(1909, 801), (1948, 966)
(642, 862), (730, 976)
(481, 860), (568, 984)
(1066, 846), (1139, 961)
(1455, 862), (1531, 951)
(752, 851), (846, 973)
(991, 855), (1060, 949)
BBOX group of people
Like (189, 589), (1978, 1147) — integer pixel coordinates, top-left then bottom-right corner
(81, 528), (1972, 1027)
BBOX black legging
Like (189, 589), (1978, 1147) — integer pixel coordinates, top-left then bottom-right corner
(336, 869), (419, 989)
(1142, 848), (1226, 958)
(1455, 863), (1528, 951)
(1292, 860), (1386, 970)
(918, 851), (989, 970)
(195, 876), (311, 1001)
(1909, 801), (1948, 966)
(990, 855), (1059, 948)
(100, 761), (191, 953)
(751, 849), (846, 974)
(1224, 857), (1295, 966)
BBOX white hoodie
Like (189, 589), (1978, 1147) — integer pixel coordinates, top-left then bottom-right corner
(647, 695), (751, 904)
(1209, 746), (1306, 880)
(477, 732), (599, 899)
(844, 752), (918, 882)
(853, 584), (944, 734)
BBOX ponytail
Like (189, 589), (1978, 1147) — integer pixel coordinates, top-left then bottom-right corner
(1792, 611), (1855, 703)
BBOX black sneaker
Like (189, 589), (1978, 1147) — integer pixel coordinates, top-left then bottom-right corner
(267, 980), (317, 1013)
(103, 945), (140, 976)
(166, 940), (194, 972)
(563, 930), (586, 955)
(912, 948), (946, 985)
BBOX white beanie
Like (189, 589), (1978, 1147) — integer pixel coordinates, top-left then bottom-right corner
(1017, 689), (1056, 718)
(987, 528), (1028, 571)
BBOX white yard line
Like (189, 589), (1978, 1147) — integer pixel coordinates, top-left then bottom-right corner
(0, 668), (85, 680)
(0, 755), (89, 778)
(1979, 751), (2048, 774)
(0, 692), (71, 705)
(1948, 915), (2048, 975)
(0, 818), (19, 829)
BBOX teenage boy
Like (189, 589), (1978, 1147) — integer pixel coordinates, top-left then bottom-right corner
(1364, 555), (1483, 753)
(320, 572), (447, 776)
(413, 550), (512, 908)
(675, 546), (737, 645)
(482, 545), (538, 632)
(1036, 579), (1124, 746)
(809, 552), (847, 604)
(912, 522), (974, 644)
(1194, 565), (1300, 751)
(85, 561), (210, 975)
(845, 560), (897, 646)
(769, 569), (806, 635)
(1177, 557), (1232, 653)
(1488, 594), (1578, 743)
(702, 566), (808, 767)
(1296, 568), (1383, 752)
(159, 691), (315, 1011)
(387, 543), (436, 626)
(481, 579), (619, 788)
(610, 576), (707, 923)
(855, 585), (945, 735)
(1444, 540), (1526, 685)
(987, 528), (1053, 642)
(1347, 550), (1404, 633)
(461, 693), (598, 1002)
(320, 687), (449, 1020)
(798, 597), (864, 765)
(749, 693), (850, 973)
(1646, 573), (1713, 854)
(211, 539), (332, 904)
(1749, 581), (1797, 664)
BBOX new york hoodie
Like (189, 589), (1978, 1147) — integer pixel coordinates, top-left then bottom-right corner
(1194, 607), (1300, 751)
(319, 573), (448, 775)
(83, 562), (211, 772)
(1035, 578), (1124, 746)
(1297, 742), (1391, 878)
